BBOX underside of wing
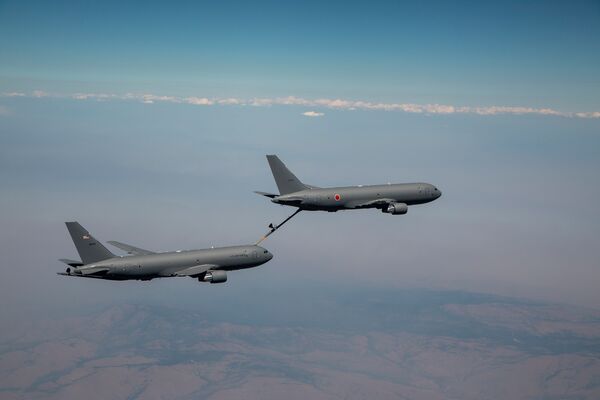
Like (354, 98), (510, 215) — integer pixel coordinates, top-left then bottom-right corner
(348, 198), (396, 209)
(107, 241), (156, 256)
(174, 264), (218, 277)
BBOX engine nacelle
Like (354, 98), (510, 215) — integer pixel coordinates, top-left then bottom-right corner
(384, 202), (408, 215)
(202, 270), (227, 284)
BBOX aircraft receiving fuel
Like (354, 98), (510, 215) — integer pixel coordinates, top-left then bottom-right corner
(58, 222), (273, 283)
(256, 155), (441, 215)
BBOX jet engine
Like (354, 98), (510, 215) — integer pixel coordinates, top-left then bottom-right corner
(384, 203), (408, 215)
(201, 270), (228, 284)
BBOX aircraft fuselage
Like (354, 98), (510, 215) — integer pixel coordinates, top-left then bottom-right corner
(272, 182), (441, 212)
(63, 245), (272, 281)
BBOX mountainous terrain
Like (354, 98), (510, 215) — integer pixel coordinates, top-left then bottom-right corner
(1, 288), (599, 399)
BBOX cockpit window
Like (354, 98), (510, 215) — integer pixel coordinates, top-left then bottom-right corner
(264, 250), (268, 253)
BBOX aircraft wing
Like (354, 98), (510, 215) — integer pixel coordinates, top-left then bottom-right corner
(174, 264), (218, 277)
(107, 241), (156, 256)
(348, 198), (396, 209)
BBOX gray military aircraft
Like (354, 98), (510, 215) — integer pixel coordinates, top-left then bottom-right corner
(256, 155), (441, 215)
(58, 222), (273, 283)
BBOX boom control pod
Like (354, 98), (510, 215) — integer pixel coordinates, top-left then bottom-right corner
(256, 209), (301, 245)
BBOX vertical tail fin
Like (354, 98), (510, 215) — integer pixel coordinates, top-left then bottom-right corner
(266, 155), (308, 195)
(65, 222), (115, 264)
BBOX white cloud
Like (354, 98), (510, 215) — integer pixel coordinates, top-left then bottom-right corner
(4, 90), (599, 119)
(139, 94), (179, 103)
(278, 96), (312, 106)
(2, 92), (25, 97)
(72, 93), (93, 100)
(575, 111), (600, 118)
(32, 90), (48, 98)
(249, 98), (273, 107)
(71, 93), (116, 101)
(184, 97), (213, 106)
(217, 98), (242, 105)
(302, 111), (325, 117)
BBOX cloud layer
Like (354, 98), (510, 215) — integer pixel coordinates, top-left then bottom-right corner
(302, 111), (325, 117)
(2, 91), (599, 119)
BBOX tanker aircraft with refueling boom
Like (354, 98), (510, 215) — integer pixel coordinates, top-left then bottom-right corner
(256, 155), (441, 215)
(58, 222), (273, 283)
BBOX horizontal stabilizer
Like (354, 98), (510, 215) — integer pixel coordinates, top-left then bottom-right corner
(57, 267), (110, 277)
(254, 191), (278, 198)
(59, 258), (84, 267)
(107, 241), (155, 256)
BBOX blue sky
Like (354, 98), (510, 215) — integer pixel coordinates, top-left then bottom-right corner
(0, 1), (600, 322)
(1, 0), (599, 111)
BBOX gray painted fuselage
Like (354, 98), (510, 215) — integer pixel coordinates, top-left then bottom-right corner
(260, 155), (441, 214)
(273, 182), (441, 212)
(66, 245), (272, 281)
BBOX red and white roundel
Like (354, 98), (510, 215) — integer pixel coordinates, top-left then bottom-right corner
(334, 193), (341, 201)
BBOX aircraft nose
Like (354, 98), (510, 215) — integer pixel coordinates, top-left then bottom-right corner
(434, 187), (442, 198)
(259, 247), (273, 261)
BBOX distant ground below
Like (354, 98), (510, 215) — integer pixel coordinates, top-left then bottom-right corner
(1, 287), (600, 399)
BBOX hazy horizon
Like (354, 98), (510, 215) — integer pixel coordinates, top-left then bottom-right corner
(1, 96), (599, 312)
